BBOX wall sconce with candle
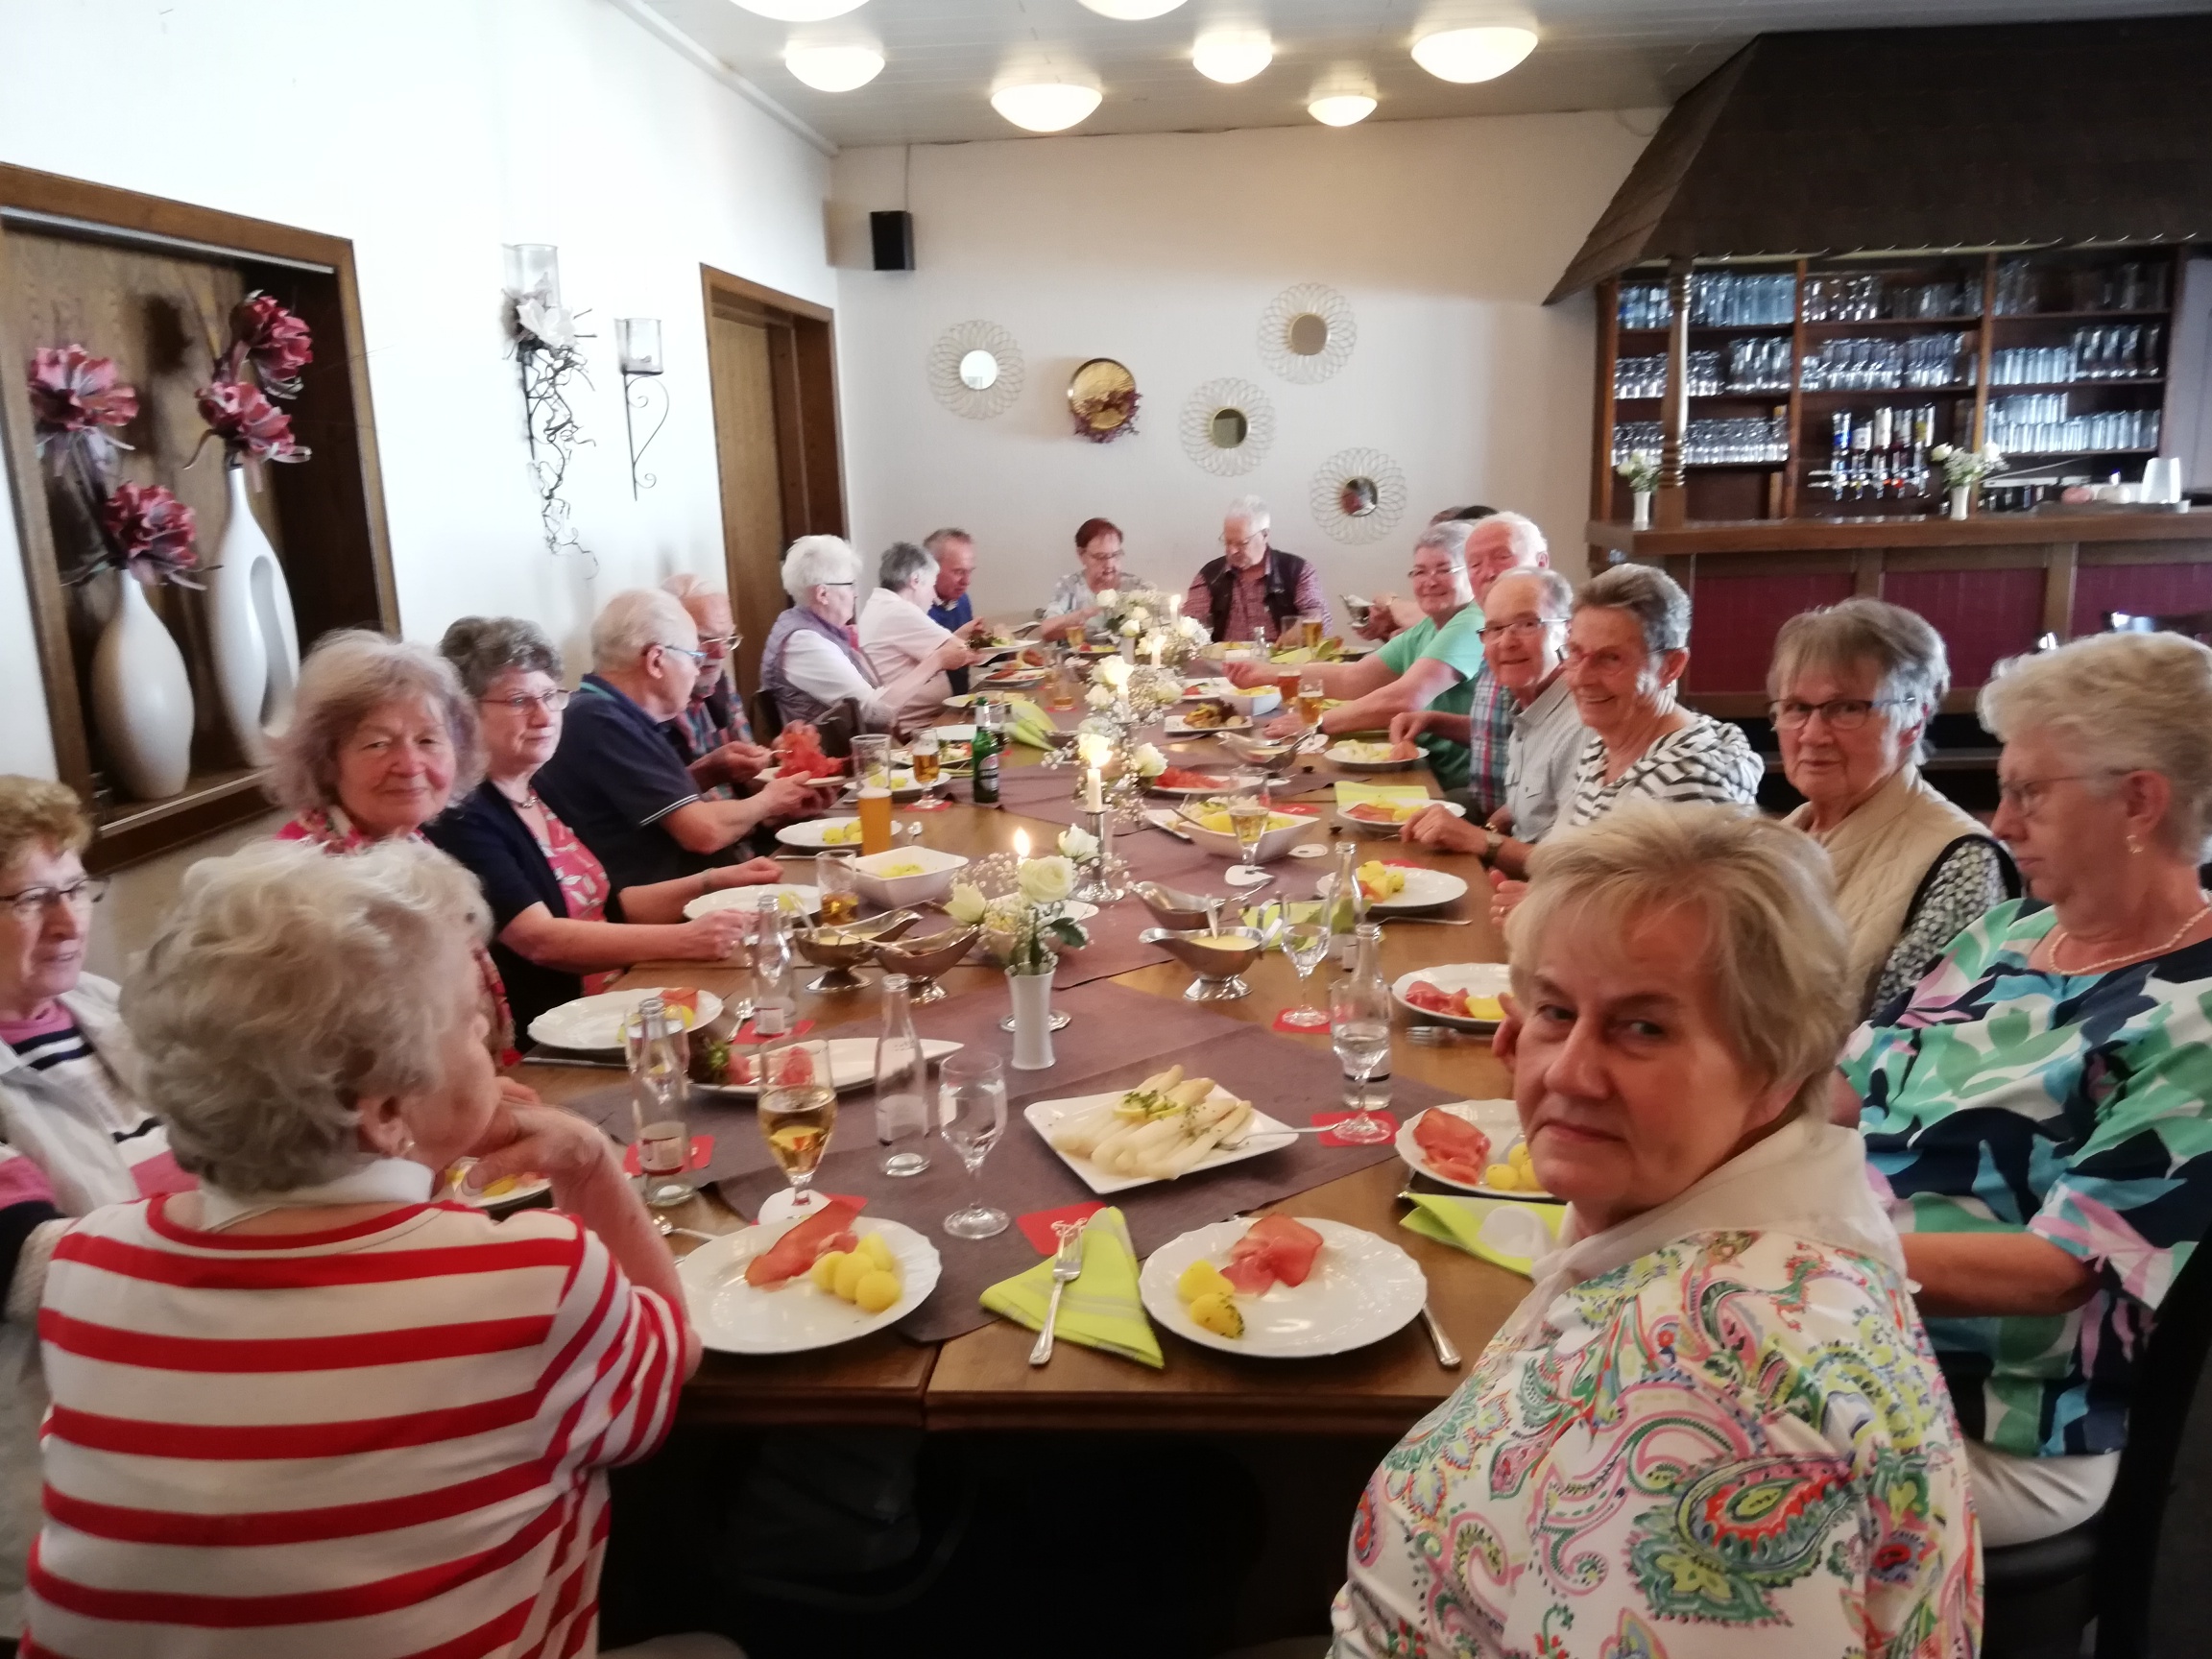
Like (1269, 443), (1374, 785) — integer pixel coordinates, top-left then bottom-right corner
(615, 317), (667, 499)
(502, 243), (594, 565)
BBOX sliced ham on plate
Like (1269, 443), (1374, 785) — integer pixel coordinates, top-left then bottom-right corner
(1220, 1214), (1326, 1296)
(1412, 1109), (1493, 1187)
(744, 1197), (864, 1287)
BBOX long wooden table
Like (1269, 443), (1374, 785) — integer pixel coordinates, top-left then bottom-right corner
(517, 732), (1527, 1439)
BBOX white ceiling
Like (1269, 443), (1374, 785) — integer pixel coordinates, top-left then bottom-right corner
(632, 0), (2210, 151)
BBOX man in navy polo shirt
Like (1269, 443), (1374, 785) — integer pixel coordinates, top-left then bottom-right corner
(925, 527), (980, 694)
(537, 589), (830, 892)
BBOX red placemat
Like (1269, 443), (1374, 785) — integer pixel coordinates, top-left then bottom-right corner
(623, 1134), (714, 1176)
(1270, 1008), (1333, 1035)
(730, 1017), (817, 1046)
(1311, 1110), (1400, 1146)
(1017, 1199), (1107, 1253)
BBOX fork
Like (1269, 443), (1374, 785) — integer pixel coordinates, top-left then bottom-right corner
(1029, 1220), (1088, 1366)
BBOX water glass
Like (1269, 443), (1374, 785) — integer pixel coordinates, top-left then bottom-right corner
(816, 853), (859, 926)
(938, 1051), (1009, 1239)
(851, 733), (893, 791)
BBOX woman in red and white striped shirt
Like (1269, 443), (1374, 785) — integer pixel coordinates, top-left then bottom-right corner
(24, 838), (700, 1659)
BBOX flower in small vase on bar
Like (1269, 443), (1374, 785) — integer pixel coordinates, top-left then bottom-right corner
(1615, 449), (1659, 493)
(98, 483), (203, 589)
(28, 346), (138, 482)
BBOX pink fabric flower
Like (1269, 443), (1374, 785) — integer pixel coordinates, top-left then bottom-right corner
(231, 292), (313, 397)
(28, 346), (138, 477)
(99, 483), (201, 589)
(197, 378), (310, 464)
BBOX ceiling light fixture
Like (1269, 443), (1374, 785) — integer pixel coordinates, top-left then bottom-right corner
(1191, 31), (1272, 84)
(990, 82), (1103, 132)
(1308, 92), (1377, 127)
(784, 43), (884, 90)
(1077, 0), (1188, 16)
(1410, 25), (1538, 84)
(728, 0), (868, 20)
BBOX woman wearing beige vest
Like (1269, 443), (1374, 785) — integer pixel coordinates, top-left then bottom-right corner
(1773, 598), (2013, 1012)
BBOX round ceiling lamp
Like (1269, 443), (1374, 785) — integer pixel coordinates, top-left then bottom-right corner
(727, 0), (867, 21)
(1410, 26), (1538, 83)
(1076, 0), (1187, 16)
(1309, 91), (1377, 127)
(1191, 31), (1272, 84)
(783, 44), (884, 90)
(990, 82), (1103, 132)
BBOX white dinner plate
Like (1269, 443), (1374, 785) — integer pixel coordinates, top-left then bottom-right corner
(929, 724), (977, 744)
(1180, 677), (1238, 701)
(982, 666), (1048, 686)
(1144, 771), (1239, 797)
(442, 1159), (553, 1210)
(1391, 963), (1513, 1029)
(1058, 901), (1099, 923)
(776, 818), (866, 851)
(1139, 1217), (1428, 1358)
(1314, 866), (1470, 913)
(1325, 741), (1420, 772)
(1165, 712), (1254, 736)
(684, 882), (821, 920)
(1392, 1100), (1560, 1200)
(706, 1036), (964, 1095)
(1024, 1091), (1297, 1195)
(527, 987), (724, 1052)
(1337, 800), (1466, 832)
(679, 1215), (941, 1355)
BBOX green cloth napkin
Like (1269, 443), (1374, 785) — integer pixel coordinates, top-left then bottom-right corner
(1240, 899), (1325, 929)
(978, 1206), (1163, 1368)
(1400, 1192), (1565, 1279)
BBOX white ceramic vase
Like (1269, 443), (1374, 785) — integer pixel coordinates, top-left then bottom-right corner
(1632, 490), (1654, 530)
(1948, 485), (1972, 521)
(91, 574), (194, 801)
(1006, 963), (1056, 1071)
(205, 463), (302, 764)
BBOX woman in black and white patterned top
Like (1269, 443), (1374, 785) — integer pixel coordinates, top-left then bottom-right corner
(1560, 564), (1764, 828)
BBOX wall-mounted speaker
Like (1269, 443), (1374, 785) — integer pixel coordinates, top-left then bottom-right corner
(871, 210), (915, 272)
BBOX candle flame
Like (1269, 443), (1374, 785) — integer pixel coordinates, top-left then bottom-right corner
(1012, 829), (1031, 860)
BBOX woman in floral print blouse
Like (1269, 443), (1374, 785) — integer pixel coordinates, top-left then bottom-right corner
(1839, 629), (2212, 1549)
(1334, 805), (1979, 1659)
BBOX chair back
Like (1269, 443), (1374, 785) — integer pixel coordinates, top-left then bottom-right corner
(2095, 1236), (2212, 1654)
(749, 687), (783, 747)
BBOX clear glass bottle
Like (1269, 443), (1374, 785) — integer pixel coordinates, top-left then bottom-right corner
(874, 974), (930, 1177)
(751, 892), (796, 1041)
(625, 995), (695, 1207)
(1328, 840), (1365, 963)
(1328, 923), (1395, 1144)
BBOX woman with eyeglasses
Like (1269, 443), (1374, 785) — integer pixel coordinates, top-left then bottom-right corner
(763, 534), (974, 735)
(425, 616), (781, 1037)
(1772, 599), (2011, 1014)
(1837, 630), (2212, 1547)
(0, 776), (192, 1647)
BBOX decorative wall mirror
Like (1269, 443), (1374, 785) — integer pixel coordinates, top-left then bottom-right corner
(1180, 377), (1274, 476)
(1068, 357), (1140, 443)
(1260, 282), (1357, 384)
(1310, 447), (1407, 544)
(927, 320), (1024, 419)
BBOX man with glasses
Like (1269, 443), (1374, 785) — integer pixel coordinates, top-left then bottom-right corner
(537, 589), (830, 891)
(661, 572), (764, 799)
(1397, 567), (1582, 870)
(1183, 494), (1327, 644)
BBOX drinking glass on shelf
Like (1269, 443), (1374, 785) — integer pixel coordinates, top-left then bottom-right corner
(815, 853), (859, 927)
(1296, 668), (1328, 729)
(938, 1051), (1009, 1239)
(908, 731), (941, 799)
(757, 1037), (837, 1225)
(624, 994), (695, 1210)
(1279, 918), (1333, 1031)
(1328, 922), (1396, 1145)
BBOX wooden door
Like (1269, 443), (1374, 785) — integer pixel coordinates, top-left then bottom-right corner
(700, 267), (845, 718)
(706, 310), (786, 700)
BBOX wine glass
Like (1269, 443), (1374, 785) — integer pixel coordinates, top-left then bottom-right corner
(938, 1051), (1009, 1239)
(756, 1037), (838, 1225)
(1224, 773), (1273, 887)
(908, 731), (942, 801)
(1329, 930), (1396, 1145)
(1279, 919), (1332, 1030)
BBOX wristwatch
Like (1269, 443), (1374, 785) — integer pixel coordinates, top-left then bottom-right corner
(1481, 827), (1505, 861)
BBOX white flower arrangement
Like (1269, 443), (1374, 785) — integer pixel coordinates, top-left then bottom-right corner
(1615, 448), (1659, 493)
(1085, 683), (1115, 709)
(1058, 826), (1099, 862)
(1929, 442), (2008, 489)
(1131, 742), (1166, 777)
(948, 856), (1086, 975)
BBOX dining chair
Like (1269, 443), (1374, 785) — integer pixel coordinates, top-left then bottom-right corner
(1980, 1235), (2212, 1658)
(748, 687), (783, 746)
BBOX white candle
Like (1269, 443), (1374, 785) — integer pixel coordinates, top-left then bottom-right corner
(1012, 829), (1031, 861)
(1084, 765), (1103, 812)
(1146, 634), (1163, 666)
(1166, 591), (1182, 619)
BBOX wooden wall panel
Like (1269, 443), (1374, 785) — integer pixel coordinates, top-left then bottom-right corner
(2073, 561), (2212, 635)
(1684, 570), (1854, 694)
(1883, 566), (2045, 685)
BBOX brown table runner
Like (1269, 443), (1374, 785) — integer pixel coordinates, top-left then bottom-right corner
(559, 979), (1455, 1344)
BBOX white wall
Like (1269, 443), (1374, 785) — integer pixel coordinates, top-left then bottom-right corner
(830, 110), (1657, 618)
(0, 0), (834, 781)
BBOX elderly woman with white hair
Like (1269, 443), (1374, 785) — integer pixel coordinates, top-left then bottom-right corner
(1333, 805), (1979, 1659)
(22, 837), (699, 1657)
(1839, 630), (2212, 1547)
(763, 534), (974, 735)
(858, 541), (976, 734)
(1773, 598), (2012, 1013)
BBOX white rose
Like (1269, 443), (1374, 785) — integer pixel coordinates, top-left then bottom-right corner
(1982, 442), (2004, 463)
(1094, 589), (1118, 610)
(1085, 684), (1116, 709)
(1118, 618), (1141, 637)
(1929, 444), (1952, 461)
(945, 884), (988, 926)
(1019, 855), (1075, 904)
(1059, 826), (1099, 862)
(1096, 656), (1132, 689)
(1128, 606), (1149, 626)
(1132, 742), (1166, 777)
(1178, 616), (1206, 641)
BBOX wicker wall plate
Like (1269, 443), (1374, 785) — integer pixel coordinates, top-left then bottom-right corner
(927, 320), (1024, 420)
(1179, 376), (1274, 476)
(1259, 283), (1356, 385)
(1310, 447), (1407, 545)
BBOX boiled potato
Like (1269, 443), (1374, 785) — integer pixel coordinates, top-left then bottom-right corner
(810, 1250), (850, 1291)
(1178, 1260), (1235, 1304)
(856, 1233), (896, 1272)
(1188, 1291), (1244, 1338)
(853, 1270), (902, 1314)
(832, 1254), (872, 1303)
(1486, 1163), (1522, 1190)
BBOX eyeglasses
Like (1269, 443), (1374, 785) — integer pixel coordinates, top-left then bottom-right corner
(1768, 697), (1906, 733)
(1563, 645), (1642, 676)
(1221, 535), (1265, 552)
(1407, 565), (1462, 584)
(1479, 616), (1568, 639)
(658, 642), (708, 663)
(698, 633), (740, 652)
(480, 689), (571, 714)
(1996, 772), (2117, 816)
(0, 876), (108, 922)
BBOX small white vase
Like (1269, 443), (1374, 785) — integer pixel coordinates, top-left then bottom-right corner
(1007, 964), (1056, 1071)
(1632, 490), (1654, 530)
(1948, 485), (1972, 521)
(91, 574), (194, 801)
(206, 463), (302, 764)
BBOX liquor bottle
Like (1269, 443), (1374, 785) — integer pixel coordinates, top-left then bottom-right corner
(1870, 407), (1896, 498)
(751, 893), (796, 1041)
(971, 705), (1001, 805)
(1849, 417), (1876, 501)
(1908, 405), (1936, 497)
(1828, 411), (1854, 500)
(874, 974), (930, 1177)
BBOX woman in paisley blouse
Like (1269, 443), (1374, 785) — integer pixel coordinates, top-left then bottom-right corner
(1334, 804), (1979, 1659)
(425, 616), (783, 1038)
(1838, 629), (2212, 1548)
